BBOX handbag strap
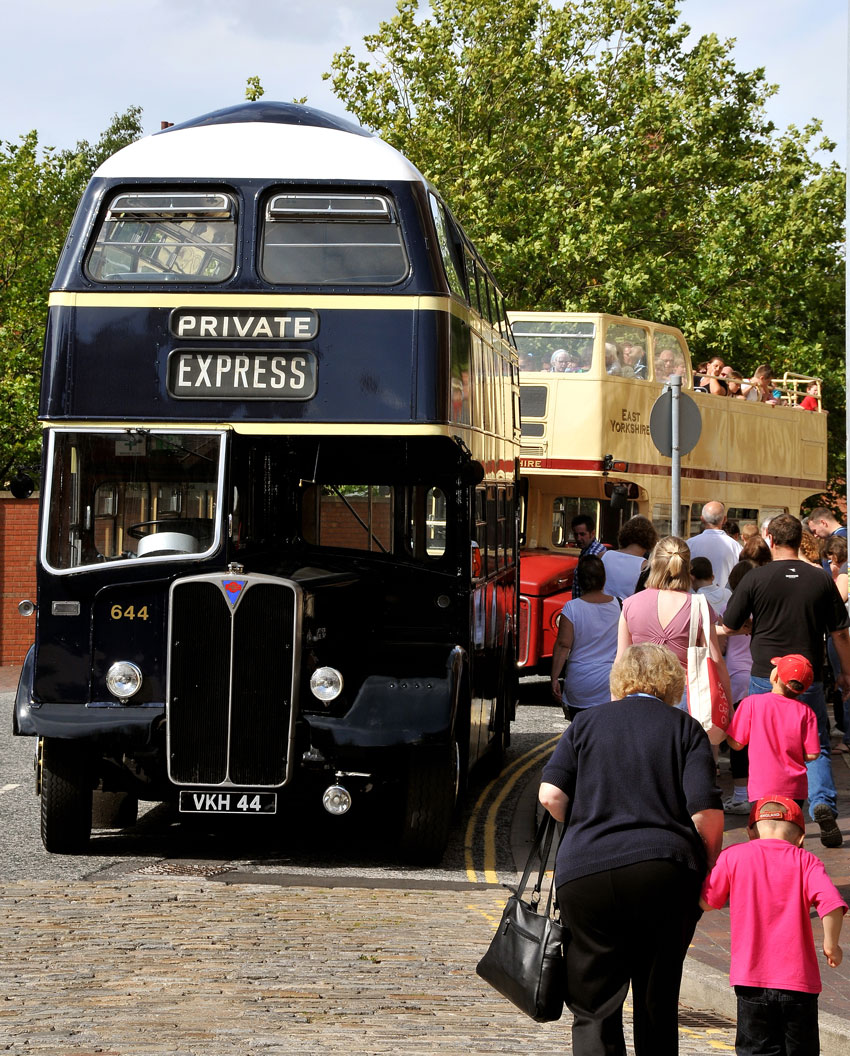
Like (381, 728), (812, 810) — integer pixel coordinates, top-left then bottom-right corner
(515, 812), (561, 918)
(688, 592), (711, 648)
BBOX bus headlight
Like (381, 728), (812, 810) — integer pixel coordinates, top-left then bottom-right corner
(310, 666), (343, 702)
(106, 661), (143, 700)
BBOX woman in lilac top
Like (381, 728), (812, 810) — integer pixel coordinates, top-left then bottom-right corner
(617, 536), (732, 708)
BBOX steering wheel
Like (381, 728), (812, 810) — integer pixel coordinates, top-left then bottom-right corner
(127, 517), (212, 541)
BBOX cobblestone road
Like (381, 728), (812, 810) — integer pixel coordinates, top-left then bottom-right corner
(0, 875), (738, 1055)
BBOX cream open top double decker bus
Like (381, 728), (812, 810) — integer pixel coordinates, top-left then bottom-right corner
(509, 311), (827, 672)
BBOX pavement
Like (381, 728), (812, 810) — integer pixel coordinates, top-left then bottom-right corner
(1, 661), (848, 1054)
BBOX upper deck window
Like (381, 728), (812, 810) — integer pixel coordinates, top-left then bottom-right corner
(514, 320), (594, 373)
(260, 193), (408, 285)
(86, 192), (236, 282)
(605, 323), (649, 380)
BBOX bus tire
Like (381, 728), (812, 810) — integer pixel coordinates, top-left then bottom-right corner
(40, 739), (93, 854)
(398, 742), (459, 865)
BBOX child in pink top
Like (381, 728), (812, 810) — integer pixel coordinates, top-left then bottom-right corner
(725, 654), (820, 802)
(700, 797), (845, 1055)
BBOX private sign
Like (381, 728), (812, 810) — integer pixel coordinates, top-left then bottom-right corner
(170, 309), (319, 341)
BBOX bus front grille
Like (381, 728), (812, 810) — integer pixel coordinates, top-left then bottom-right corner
(167, 575), (298, 787)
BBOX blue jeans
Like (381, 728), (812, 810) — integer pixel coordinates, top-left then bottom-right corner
(749, 676), (837, 819)
(734, 986), (819, 1056)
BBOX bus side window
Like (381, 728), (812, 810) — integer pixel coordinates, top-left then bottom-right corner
(465, 250), (481, 316)
(429, 194), (467, 299)
(505, 484), (516, 566)
(405, 485), (447, 558)
(606, 323), (648, 380)
(497, 486), (508, 570)
(552, 498), (567, 547)
(552, 497), (600, 548)
(474, 486), (487, 577)
(303, 484), (393, 553)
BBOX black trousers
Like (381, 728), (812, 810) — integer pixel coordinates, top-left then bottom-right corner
(557, 860), (702, 1056)
(734, 986), (819, 1056)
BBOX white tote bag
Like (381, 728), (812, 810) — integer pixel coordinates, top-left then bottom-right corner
(685, 594), (730, 744)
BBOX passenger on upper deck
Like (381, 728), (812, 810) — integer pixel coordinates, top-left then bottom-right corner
(654, 348), (677, 382)
(605, 342), (634, 377)
(742, 364), (779, 404)
(720, 369), (746, 398)
(551, 348), (580, 373)
(695, 356), (728, 396)
(622, 340), (648, 379)
(797, 380), (821, 411)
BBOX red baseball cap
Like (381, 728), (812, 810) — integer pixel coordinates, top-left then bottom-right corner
(770, 654), (814, 692)
(749, 796), (805, 832)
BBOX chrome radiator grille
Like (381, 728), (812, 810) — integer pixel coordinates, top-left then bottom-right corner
(167, 574), (298, 787)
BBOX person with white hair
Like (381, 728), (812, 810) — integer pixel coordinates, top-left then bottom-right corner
(686, 501), (741, 589)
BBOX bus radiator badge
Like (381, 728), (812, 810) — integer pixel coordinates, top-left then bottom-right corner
(222, 580), (246, 606)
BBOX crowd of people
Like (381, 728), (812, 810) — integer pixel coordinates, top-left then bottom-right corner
(692, 358), (821, 409)
(519, 341), (823, 410)
(539, 501), (848, 1055)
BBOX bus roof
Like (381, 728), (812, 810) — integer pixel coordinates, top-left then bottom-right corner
(94, 101), (427, 184)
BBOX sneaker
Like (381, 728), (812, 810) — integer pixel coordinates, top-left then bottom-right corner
(722, 795), (752, 815)
(813, 804), (843, 848)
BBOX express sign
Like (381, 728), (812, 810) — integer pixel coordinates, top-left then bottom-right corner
(167, 350), (317, 400)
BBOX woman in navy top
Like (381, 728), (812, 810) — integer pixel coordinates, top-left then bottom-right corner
(539, 642), (723, 1056)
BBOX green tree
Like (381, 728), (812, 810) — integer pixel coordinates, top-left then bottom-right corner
(0, 107), (143, 482)
(326, 0), (846, 481)
(245, 75), (266, 101)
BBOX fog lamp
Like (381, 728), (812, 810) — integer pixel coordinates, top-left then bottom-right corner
(322, 785), (352, 815)
(106, 661), (143, 700)
(310, 666), (343, 701)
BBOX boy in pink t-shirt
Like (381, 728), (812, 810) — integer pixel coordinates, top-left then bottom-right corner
(701, 797), (846, 1055)
(725, 654), (820, 803)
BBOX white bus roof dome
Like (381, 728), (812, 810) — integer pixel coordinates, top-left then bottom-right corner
(93, 101), (427, 184)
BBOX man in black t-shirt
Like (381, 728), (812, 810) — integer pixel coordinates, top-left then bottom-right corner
(723, 514), (850, 848)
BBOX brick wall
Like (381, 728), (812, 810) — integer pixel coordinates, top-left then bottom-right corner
(0, 498), (38, 666)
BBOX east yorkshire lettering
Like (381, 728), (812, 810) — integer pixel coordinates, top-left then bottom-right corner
(170, 309), (319, 340)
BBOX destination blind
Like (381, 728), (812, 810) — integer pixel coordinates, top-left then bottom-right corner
(167, 349), (317, 399)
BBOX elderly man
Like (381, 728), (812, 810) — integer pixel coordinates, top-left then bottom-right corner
(687, 501), (742, 589)
(722, 514), (850, 848)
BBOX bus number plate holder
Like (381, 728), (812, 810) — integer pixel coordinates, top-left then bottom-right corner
(179, 791), (277, 814)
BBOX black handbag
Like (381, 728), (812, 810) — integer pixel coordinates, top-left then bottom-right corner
(476, 811), (568, 1022)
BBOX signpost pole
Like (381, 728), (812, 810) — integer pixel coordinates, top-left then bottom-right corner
(670, 374), (682, 536)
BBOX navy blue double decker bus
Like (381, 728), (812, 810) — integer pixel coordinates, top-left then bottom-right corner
(14, 102), (520, 862)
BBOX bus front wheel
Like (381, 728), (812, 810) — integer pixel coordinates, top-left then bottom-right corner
(40, 739), (93, 854)
(398, 742), (459, 865)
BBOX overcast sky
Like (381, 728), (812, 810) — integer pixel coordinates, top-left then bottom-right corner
(1, 0), (846, 164)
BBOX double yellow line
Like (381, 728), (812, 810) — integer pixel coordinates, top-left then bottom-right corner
(463, 736), (560, 884)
